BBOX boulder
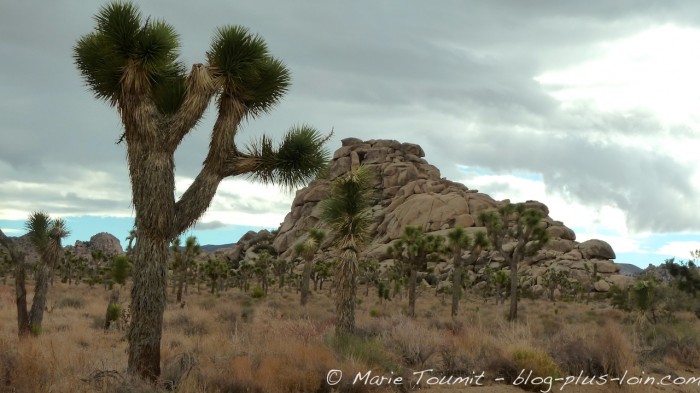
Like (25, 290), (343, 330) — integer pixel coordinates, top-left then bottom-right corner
(578, 239), (616, 260)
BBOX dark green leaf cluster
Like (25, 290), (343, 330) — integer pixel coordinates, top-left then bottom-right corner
(25, 212), (70, 252)
(388, 226), (445, 270)
(663, 258), (700, 296)
(74, 2), (184, 109)
(208, 26), (290, 116)
(320, 166), (376, 245)
(247, 125), (331, 190)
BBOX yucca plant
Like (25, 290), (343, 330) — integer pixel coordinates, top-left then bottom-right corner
(320, 166), (375, 335)
(23, 212), (69, 336)
(74, 2), (329, 379)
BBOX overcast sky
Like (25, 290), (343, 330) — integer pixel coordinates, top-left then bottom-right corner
(1, 1), (699, 267)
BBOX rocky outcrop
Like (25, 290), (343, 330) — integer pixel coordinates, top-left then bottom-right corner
(269, 138), (625, 295)
(212, 229), (275, 268)
(65, 232), (123, 261)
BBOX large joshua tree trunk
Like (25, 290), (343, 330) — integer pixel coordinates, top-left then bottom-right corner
(300, 258), (313, 306)
(408, 266), (418, 318)
(451, 248), (463, 318)
(127, 233), (168, 380)
(29, 260), (50, 334)
(0, 230), (30, 337)
(508, 253), (520, 321)
(335, 241), (358, 336)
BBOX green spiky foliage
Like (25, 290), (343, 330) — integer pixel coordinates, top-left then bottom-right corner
(294, 229), (326, 306)
(125, 229), (137, 255)
(24, 212), (70, 336)
(446, 227), (489, 318)
(74, 2), (329, 379)
(387, 226), (444, 318)
(112, 255), (131, 286)
(359, 258), (380, 297)
(479, 203), (548, 322)
(320, 166), (375, 335)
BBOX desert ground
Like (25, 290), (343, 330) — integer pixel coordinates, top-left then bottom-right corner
(1, 280), (699, 393)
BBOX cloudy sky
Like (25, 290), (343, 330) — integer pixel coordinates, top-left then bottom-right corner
(1, 1), (699, 267)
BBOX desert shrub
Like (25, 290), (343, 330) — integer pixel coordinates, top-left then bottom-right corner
(382, 317), (442, 367)
(56, 296), (85, 309)
(106, 303), (121, 324)
(197, 297), (217, 311)
(439, 338), (473, 375)
(251, 286), (265, 298)
(327, 334), (394, 370)
(222, 343), (335, 393)
(0, 338), (17, 387)
(646, 322), (700, 368)
(512, 348), (560, 376)
(170, 313), (209, 337)
(241, 306), (254, 323)
(485, 347), (560, 392)
(591, 321), (636, 377)
(161, 352), (196, 391)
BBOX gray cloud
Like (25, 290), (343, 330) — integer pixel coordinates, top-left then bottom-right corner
(2, 0), (700, 236)
(192, 221), (229, 231)
(442, 125), (699, 232)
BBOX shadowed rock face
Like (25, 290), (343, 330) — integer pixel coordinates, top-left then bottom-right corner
(267, 138), (627, 292)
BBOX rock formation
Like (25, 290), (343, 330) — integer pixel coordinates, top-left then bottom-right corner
(269, 138), (631, 293)
(65, 232), (124, 261)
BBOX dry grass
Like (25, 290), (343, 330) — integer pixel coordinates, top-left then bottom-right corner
(0, 282), (698, 392)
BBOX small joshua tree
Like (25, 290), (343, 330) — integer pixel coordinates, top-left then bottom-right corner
(387, 226), (444, 318)
(446, 227), (488, 318)
(480, 203), (548, 321)
(293, 229), (325, 306)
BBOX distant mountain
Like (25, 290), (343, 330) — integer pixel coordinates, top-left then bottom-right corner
(616, 263), (643, 276)
(199, 243), (235, 253)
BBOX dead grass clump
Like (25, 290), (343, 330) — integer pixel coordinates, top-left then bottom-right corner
(382, 316), (443, 368)
(327, 334), (394, 370)
(646, 322), (700, 368)
(221, 343), (335, 393)
(6, 340), (53, 392)
(56, 296), (85, 309)
(591, 320), (636, 377)
(161, 352), (196, 391)
(169, 313), (209, 337)
(0, 337), (17, 388)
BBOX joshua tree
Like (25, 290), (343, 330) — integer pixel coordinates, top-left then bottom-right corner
(74, 3), (328, 379)
(172, 236), (199, 302)
(359, 258), (380, 297)
(25, 212), (69, 335)
(312, 260), (335, 291)
(479, 203), (548, 321)
(320, 166), (374, 335)
(204, 258), (229, 295)
(125, 229), (137, 256)
(271, 257), (290, 292)
(446, 227), (488, 318)
(388, 226), (444, 318)
(293, 229), (325, 306)
(0, 229), (30, 337)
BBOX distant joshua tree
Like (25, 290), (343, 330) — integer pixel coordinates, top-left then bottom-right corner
(74, 2), (328, 379)
(446, 227), (489, 318)
(294, 229), (325, 306)
(321, 166), (374, 335)
(388, 226), (443, 318)
(480, 203), (548, 321)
